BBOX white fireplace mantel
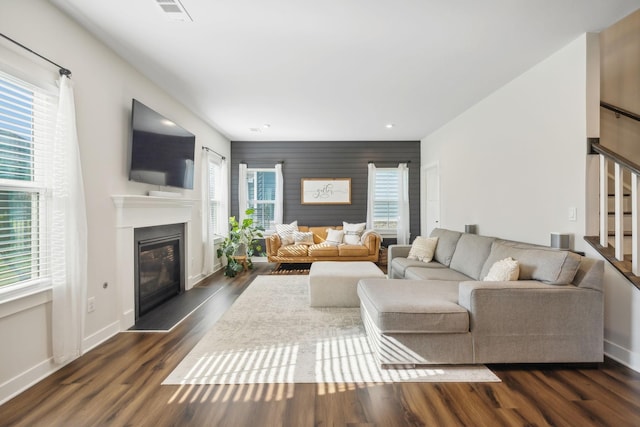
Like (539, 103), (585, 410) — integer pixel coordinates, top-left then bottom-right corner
(112, 195), (198, 330)
(112, 195), (197, 228)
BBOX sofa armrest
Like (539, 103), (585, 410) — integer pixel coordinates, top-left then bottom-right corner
(388, 244), (411, 262)
(362, 232), (381, 255)
(265, 234), (282, 258)
(458, 280), (603, 336)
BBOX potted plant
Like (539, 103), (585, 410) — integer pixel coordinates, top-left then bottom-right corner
(217, 208), (265, 277)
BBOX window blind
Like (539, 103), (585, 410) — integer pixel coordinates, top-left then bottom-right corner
(0, 71), (56, 289)
(374, 169), (399, 230)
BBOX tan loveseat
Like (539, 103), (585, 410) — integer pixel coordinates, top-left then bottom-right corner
(266, 226), (381, 266)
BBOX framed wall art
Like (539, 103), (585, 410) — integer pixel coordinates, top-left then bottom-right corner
(301, 178), (351, 204)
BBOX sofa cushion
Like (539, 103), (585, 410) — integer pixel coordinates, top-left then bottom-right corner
(429, 228), (463, 266)
(343, 222), (366, 245)
(391, 257), (446, 278)
(293, 231), (314, 245)
(325, 229), (344, 246)
(480, 241), (581, 285)
(405, 266), (473, 282)
(277, 244), (308, 257)
(275, 221), (298, 245)
(338, 244), (369, 257)
(449, 234), (496, 280)
(308, 243), (339, 257)
(357, 279), (468, 333)
(407, 236), (438, 262)
(484, 257), (520, 281)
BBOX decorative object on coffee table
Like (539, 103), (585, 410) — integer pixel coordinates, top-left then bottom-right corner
(217, 208), (264, 277)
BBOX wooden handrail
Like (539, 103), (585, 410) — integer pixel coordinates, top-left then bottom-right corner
(601, 101), (640, 122)
(590, 142), (640, 178)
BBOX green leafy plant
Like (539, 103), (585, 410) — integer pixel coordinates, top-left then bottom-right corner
(216, 208), (265, 277)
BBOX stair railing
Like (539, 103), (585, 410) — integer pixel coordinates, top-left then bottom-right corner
(591, 101), (640, 274)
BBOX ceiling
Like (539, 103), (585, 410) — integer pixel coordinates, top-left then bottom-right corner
(51, 0), (640, 142)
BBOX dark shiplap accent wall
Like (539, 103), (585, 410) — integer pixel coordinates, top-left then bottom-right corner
(230, 141), (421, 243)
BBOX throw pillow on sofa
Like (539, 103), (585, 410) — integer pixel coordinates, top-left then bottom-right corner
(407, 236), (439, 262)
(325, 229), (344, 246)
(275, 221), (298, 246)
(483, 257), (520, 281)
(293, 231), (314, 245)
(343, 221), (366, 245)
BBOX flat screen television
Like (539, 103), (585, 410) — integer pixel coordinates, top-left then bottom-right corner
(129, 99), (195, 189)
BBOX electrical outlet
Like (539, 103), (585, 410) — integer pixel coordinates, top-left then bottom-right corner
(87, 297), (96, 313)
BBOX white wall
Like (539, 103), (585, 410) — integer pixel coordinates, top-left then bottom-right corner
(422, 35), (588, 248)
(0, 0), (229, 403)
(422, 33), (640, 372)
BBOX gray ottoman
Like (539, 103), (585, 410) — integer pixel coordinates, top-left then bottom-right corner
(308, 261), (386, 307)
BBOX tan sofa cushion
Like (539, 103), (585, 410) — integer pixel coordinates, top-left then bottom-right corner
(277, 244), (309, 257)
(308, 243), (339, 257)
(338, 244), (369, 257)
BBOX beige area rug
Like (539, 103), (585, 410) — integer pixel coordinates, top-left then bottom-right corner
(163, 275), (501, 385)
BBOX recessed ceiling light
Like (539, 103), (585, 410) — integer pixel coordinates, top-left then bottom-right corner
(162, 119), (176, 127)
(249, 127), (261, 132)
(262, 124), (271, 129)
(385, 123), (395, 129)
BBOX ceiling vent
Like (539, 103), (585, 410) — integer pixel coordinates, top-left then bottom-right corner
(156, 0), (193, 22)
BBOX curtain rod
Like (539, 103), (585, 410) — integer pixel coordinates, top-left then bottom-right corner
(239, 160), (284, 165)
(368, 160), (412, 164)
(0, 33), (72, 77)
(201, 146), (226, 160)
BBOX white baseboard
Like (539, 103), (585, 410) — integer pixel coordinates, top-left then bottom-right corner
(0, 357), (60, 405)
(82, 320), (121, 354)
(604, 339), (640, 373)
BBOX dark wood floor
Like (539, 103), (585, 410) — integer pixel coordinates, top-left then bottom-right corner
(1, 263), (639, 427)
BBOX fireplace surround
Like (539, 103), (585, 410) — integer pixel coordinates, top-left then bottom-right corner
(134, 223), (185, 319)
(112, 195), (196, 329)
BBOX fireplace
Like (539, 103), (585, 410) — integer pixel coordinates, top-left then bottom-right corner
(134, 223), (185, 319)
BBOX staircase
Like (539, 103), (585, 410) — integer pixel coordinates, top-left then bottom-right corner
(586, 141), (640, 290)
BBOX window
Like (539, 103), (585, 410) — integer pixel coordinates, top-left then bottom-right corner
(0, 71), (56, 292)
(246, 168), (276, 231)
(372, 168), (400, 233)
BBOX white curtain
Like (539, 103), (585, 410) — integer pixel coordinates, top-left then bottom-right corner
(201, 150), (214, 276)
(202, 152), (228, 276)
(217, 157), (229, 235)
(397, 163), (410, 244)
(51, 75), (88, 364)
(274, 163), (283, 225)
(366, 162), (377, 229)
(238, 162), (248, 221)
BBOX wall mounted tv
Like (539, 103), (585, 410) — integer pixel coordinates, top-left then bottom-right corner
(129, 99), (195, 189)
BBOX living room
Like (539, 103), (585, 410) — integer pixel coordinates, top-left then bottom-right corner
(1, 0), (640, 425)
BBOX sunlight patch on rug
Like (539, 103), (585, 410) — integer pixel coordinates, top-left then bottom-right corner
(163, 275), (501, 384)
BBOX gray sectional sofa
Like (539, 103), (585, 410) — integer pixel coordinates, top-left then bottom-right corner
(357, 228), (604, 367)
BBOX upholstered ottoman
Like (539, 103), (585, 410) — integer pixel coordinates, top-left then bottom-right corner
(309, 261), (385, 307)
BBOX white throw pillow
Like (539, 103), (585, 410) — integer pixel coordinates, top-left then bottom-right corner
(343, 221), (366, 245)
(484, 257), (520, 281)
(325, 229), (344, 246)
(275, 221), (298, 246)
(293, 231), (314, 245)
(407, 236), (439, 262)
